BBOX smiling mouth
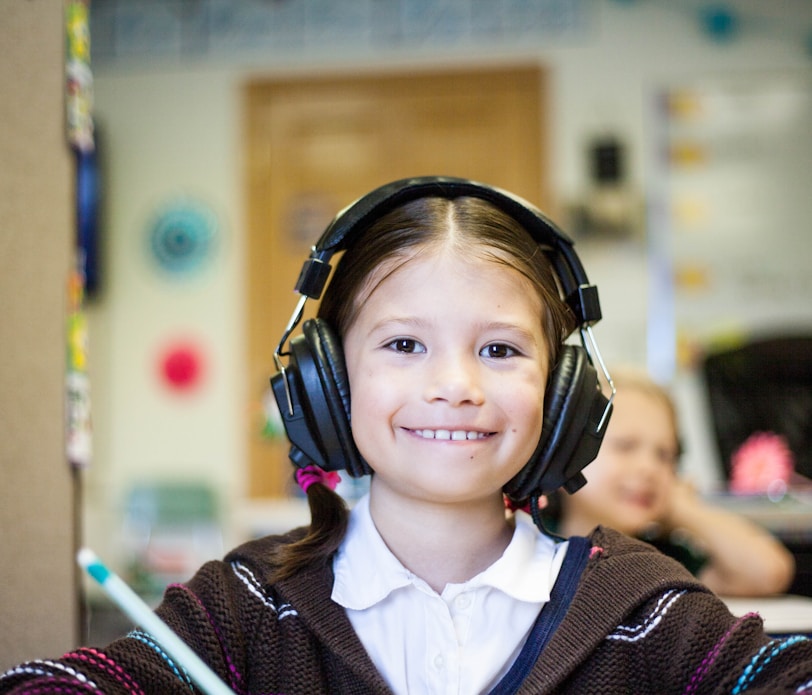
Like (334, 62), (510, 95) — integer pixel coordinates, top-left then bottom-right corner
(411, 429), (492, 441)
(623, 492), (655, 508)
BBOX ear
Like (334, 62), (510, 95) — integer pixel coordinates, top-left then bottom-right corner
(504, 345), (612, 500)
(271, 318), (370, 476)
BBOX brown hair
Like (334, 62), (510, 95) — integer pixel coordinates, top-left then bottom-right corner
(271, 195), (577, 580)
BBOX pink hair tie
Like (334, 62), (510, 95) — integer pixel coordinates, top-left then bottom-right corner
(295, 464), (341, 494)
(503, 495), (547, 514)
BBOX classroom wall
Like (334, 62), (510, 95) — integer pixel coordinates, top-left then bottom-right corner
(83, 1), (812, 568)
(0, 0), (79, 668)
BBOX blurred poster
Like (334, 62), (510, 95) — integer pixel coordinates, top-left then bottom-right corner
(65, 0), (94, 467)
(66, 0), (93, 152)
(647, 75), (812, 378)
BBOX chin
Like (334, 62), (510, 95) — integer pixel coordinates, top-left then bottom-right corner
(611, 518), (652, 537)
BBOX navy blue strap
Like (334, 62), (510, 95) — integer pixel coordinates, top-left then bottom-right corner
(488, 536), (592, 695)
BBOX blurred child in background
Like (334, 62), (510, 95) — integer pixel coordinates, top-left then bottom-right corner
(550, 367), (795, 597)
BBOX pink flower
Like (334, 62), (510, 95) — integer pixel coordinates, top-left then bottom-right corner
(729, 431), (794, 495)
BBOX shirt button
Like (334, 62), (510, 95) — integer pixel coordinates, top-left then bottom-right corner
(433, 654), (445, 669)
(455, 594), (471, 609)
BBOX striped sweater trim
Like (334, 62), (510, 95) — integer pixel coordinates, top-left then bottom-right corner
(150, 560), (301, 693)
(0, 660), (99, 693)
(732, 634), (810, 694)
(0, 676), (98, 695)
(127, 629), (193, 690)
(231, 560), (298, 620)
(684, 613), (756, 695)
(165, 582), (245, 693)
(64, 648), (144, 695)
(796, 677), (812, 693)
(606, 589), (687, 643)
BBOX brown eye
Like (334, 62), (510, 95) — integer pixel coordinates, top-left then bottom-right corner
(481, 343), (517, 359)
(386, 338), (425, 354)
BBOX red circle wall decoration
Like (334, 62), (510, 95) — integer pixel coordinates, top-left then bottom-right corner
(158, 340), (206, 393)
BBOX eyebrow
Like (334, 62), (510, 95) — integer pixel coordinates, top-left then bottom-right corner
(481, 321), (538, 340)
(366, 316), (429, 335)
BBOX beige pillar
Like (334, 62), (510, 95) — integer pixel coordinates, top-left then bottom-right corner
(0, 0), (79, 668)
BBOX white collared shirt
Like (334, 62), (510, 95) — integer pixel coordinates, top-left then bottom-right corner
(332, 495), (568, 695)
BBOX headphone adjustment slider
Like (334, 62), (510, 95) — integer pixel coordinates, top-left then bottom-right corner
(295, 256), (333, 299)
(566, 284), (602, 326)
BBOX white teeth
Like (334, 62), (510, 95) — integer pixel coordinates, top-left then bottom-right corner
(415, 429), (485, 440)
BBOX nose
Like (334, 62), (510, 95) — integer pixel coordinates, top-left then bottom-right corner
(631, 446), (664, 479)
(423, 351), (485, 406)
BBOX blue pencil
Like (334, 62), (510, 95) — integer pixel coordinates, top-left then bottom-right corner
(78, 548), (234, 695)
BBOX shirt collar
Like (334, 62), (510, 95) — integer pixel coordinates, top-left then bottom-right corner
(332, 494), (563, 610)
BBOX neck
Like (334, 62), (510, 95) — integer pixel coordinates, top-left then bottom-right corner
(368, 485), (514, 593)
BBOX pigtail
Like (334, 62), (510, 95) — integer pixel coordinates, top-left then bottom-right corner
(268, 467), (350, 582)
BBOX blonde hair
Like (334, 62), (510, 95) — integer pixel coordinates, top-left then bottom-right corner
(608, 365), (681, 455)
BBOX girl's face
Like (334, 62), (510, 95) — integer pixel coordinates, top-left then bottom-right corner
(564, 388), (679, 535)
(343, 247), (550, 507)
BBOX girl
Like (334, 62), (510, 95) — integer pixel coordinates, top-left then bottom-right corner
(551, 368), (796, 597)
(2, 177), (811, 694)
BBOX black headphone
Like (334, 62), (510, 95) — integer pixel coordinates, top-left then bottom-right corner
(271, 176), (614, 502)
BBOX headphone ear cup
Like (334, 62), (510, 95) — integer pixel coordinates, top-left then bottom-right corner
(293, 318), (370, 477)
(504, 345), (611, 500)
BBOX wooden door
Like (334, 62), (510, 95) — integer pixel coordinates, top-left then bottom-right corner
(244, 65), (548, 497)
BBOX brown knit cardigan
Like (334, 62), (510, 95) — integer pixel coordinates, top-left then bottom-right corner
(2, 526), (812, 694)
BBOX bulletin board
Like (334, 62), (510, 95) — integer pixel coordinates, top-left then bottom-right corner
(647, 74), (812, 379)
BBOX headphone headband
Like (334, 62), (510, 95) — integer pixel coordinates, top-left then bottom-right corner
(321, 176), (571, 253)
(293, 176), (602, 328)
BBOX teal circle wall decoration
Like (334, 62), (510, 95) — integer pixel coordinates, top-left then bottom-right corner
(699, 4), (739, 42)
(148, 197), (219, 276)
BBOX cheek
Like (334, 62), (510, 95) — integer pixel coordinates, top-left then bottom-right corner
(347, 390), (380, 465)
(506, 383), (546, 461)
(348, 369), (377, 427)
(581, 452), (622, 487)
(347, 365), (396, 444)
